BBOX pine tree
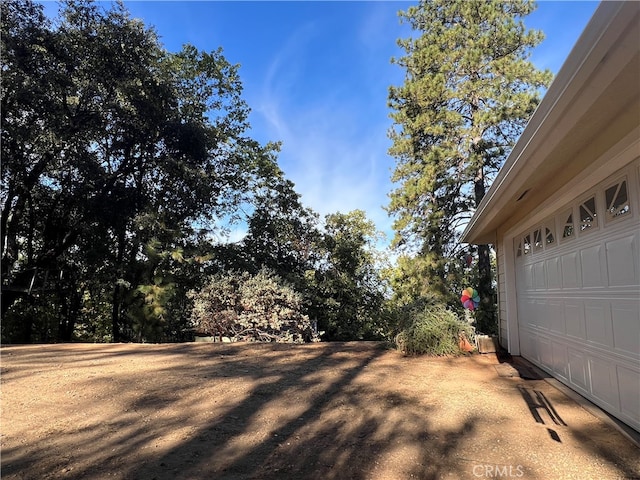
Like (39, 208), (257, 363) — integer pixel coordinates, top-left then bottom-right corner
(387, 0), (552, 333)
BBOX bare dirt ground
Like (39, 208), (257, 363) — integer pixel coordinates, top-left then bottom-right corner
(1, 342), (638, 480)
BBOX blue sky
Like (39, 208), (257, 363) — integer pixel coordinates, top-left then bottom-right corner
(43, 1), (600, 245)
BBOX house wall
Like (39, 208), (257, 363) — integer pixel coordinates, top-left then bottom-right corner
(496, 221), (521, 356)
(496, 238), (508, 348)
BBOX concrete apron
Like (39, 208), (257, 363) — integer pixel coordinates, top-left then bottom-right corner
(505, 355), (640, 449)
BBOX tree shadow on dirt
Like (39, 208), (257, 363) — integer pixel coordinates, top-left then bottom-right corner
(122, 343), (482, 480)
(1, 343), (516, 480)
(0, 344), (193, 383)
(569, 424), (640, 479)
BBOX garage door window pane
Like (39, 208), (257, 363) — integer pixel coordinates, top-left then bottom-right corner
(545, 227), (555, 247)
(579, 197), (597, 232)
(605, 180), (630, 219)
(533, 229), (543, 252)
(563, 213), (574, 239)
(523, 234), (531, 255)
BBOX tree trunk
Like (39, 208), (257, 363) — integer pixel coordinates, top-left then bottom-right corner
(476, 243), (495, 334)
(111, 232), (126, 342)
(111, 284), (121, 342)
(58, 287), (82, 342)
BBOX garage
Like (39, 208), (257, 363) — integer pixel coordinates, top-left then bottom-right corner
(514, 161), (640, 431)
(461, 1), (640, 434)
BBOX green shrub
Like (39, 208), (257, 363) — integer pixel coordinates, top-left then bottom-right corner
(395, 303), (474, 356)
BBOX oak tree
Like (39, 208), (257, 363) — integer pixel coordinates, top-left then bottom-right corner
(1, 0), (280, 341)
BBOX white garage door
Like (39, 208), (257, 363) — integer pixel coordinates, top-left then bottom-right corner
(515, 161), (640, 432)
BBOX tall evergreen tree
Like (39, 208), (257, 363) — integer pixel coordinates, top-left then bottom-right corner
(387, 0), (552, 333)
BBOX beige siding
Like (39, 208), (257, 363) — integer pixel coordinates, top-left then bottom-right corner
(496, 237), (508, 348)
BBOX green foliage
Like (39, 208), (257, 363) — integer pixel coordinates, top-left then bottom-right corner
(232, 206), (390, 343)
(189, 208), (392, 344)
(243, 171), (321, 282)
(309, 210), (388, 341)
(0, 0), (284, 342)
(387, 0), (553, 331)
(128, 277), (175, 342)
(394, 303), (475, 356)
(188, 269), (317, 343)
(0, 2), (392, 344)
(384, 253), (467, 309)
(73, 289), (113, 342)
(4, 0), (524, 345)
(1, 296), (59, 343)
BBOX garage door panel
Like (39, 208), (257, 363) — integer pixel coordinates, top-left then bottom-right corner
(546, 257), (562, 288)
(618, 365), (640, 423)
(533, 261), (546, 289)
(564, 301), (585, 340)
(589, 357), (620, 410)
(568, 348), (589, 391)
(606, 233), (639, 286)
(581, 244), (607, 287)
(549, 301), (565, 334)
(536, 299), (550, 330)
(552, 341), (568, 379)
(611, 300), (640, 355)
(519, 298), (536, 327)
(561, 252), (581, 288)
(523, 264), (534, 290)
(520, 330), (537, 362)
(538, 337), (553, 369)
(584, 301), (614, 348)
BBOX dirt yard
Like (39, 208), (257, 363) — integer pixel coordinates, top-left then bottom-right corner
(1, 342), (638, 480)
